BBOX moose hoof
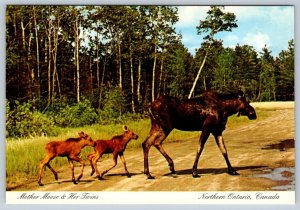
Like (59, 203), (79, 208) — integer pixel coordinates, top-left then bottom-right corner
(192, 173), (201, 178)
(229, 171), (239, 175)
(169, 163), (175, 174)
(38, 182), (44, 186)
(97, 176), (105, 180)
(147, 174), (155, 179)
(126, 174), (132, 178)
(72, 180), (78, 184)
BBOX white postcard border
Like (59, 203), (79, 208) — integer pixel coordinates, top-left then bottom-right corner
(6, 191), (295, 205)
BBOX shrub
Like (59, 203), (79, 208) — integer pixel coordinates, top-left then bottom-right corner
(53, 98), (98, 127)
(6, 100), (57, 138)
(98, 88), (127, 124)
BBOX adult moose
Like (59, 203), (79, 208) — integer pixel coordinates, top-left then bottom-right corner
(142, 90), (257, 179)
(37, 132), (96, 186)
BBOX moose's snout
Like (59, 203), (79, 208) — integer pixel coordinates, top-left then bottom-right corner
(248, 113), (257, 120)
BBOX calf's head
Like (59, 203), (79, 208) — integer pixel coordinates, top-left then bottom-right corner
(78, 131), (96, 147)
(123, 125), (139, 140)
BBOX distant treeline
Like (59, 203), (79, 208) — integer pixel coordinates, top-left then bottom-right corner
(6, 5), (294, 116)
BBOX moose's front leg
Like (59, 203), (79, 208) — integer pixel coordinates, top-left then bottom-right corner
(192, 130), (210, 178)
(214, 135), (239, 175)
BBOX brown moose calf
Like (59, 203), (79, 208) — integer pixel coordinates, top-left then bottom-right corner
(37, 131), (96, 186)
(88, 125), (138, 180)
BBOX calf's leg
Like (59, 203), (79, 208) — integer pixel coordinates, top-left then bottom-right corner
(37, 154), (54, 186)
(46, 162), (58, 181)
(67, 158), (77, 184)
(88, 152), (96, 176)
(91, 153), (102, 179)
(100, 153), (118, 178)
(119, 154), (130, 177)
(70, 156), (85, 182)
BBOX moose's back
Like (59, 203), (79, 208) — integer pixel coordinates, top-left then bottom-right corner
(150, 95), (217, 131)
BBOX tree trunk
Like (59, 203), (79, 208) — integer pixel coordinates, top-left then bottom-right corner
(137, 58), (142, 108)
(188, 43), (212, 99)
(90, 55), (93, 94)
(157, 55), (164, 97)
(129, 44), (135, 113)
(32, 6), (40, 80)
(27, 21), (33, 100)
(118, 40), (122, 90)
(20, 21), (26, 50)
(99, 55), (107, 109)
(47, 25), (52, 107)
(75, 15), (80, 102)
(188, 50), (208, 99)
(96, 32), (100, 89)
(32, 6), (41, 98)
(151, 43), (157, 102)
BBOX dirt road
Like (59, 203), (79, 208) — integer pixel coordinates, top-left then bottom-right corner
(15, 105), (294, 191)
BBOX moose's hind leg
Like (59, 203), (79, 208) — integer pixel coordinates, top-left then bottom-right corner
(37, 155), (54, 186)
(154, 142), (174, 174)
(67, 158), (77, 184)
(143, 127), (171, 179)
(46, 163), (58, 181)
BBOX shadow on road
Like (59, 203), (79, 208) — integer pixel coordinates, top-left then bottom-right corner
(164, 165), (268, 176)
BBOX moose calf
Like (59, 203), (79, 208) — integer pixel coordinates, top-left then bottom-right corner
(38, 131), (96, 186)
(88, 125), (138, 179)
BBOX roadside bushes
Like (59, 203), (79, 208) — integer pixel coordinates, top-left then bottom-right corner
(51, 99), (98, 128)
(6, 99), (98, 138)
(6, 101), (57, 138)
(6, 90), (144, 138)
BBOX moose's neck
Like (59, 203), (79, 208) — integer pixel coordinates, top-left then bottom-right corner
(220, 99), (241, 117)
(79, 140), (88, 149)
(119, 134), (132, 146)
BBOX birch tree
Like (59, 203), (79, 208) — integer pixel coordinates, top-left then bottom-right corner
(188, 6), (237, 98)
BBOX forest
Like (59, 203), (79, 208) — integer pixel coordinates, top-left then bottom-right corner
(6, 6), (294, 138)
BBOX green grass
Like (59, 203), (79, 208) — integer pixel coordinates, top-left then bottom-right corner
(6, 109), (272, 189)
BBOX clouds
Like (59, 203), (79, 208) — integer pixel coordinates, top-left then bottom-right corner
(175, 6), (294, 56)
(223, 32), (271, 52)
(176, 6), (209, 29)
(242, 32), (270, 52)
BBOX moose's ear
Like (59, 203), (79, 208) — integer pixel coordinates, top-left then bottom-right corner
(238, 90), (245, 98)
(78, 131), (85, 137)
(123, 125), (128, 131)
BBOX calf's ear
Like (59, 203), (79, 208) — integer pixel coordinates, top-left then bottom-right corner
(78, 131), (85, 137)
(123, 125), (128, 131)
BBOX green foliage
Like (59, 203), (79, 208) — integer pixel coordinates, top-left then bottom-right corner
(6, 101), (57, 138)
(197, 6), (238, 39)
(52, 98), (98, 128)
(212, 48), (235, 92)
(98, 88), (127, 124)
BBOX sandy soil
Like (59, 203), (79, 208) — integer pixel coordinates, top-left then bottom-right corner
(13, 102), (294, 191)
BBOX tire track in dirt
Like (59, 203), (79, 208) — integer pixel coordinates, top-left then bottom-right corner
(15, 107), (294, 191)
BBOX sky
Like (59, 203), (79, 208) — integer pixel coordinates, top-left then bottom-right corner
(175, 6), (294, 57)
